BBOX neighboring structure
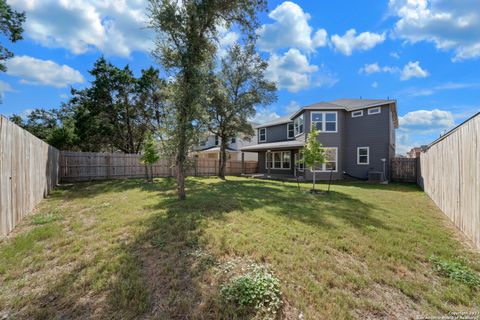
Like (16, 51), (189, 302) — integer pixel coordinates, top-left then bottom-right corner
(241, 99), (398, 180)
(193, 131), (258, 161)
(407, 146), (427, 158)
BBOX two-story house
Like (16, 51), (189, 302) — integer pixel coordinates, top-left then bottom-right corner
(194, 131), (258, 161)
(240, 99), (398, 180)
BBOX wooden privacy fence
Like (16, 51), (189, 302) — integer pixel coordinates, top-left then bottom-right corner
(59, 151), (258, 182)
(417, 113), (480, 248)
(0, 116), (59, 237)
(391, 158), (418, 182)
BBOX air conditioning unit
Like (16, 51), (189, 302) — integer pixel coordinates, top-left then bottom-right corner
(368, 171), (384, 183)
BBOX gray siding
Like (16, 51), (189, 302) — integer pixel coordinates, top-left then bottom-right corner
(344, 105), (391, 179)
(258, 122), (291, 143)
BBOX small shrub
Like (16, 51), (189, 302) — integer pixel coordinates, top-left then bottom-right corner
(430, 256), (480, 287)
(31, 213), (63, 225)
(221, 264), (282, 319)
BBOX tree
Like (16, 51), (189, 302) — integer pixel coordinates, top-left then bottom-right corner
(147, 0), (267, 200)
(69, 58), (160, 153)
(0, 0), (25, 72)
(300, 128), (326, 193)
(208, 43), (276, 179)
(140, 133), (160, 182)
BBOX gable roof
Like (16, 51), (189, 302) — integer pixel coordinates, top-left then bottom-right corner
(256, 98), (398, 129)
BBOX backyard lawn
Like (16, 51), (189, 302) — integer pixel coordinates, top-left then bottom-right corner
(0, 177), (479, 319)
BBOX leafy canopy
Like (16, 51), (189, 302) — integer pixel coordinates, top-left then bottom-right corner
(0, 0), (25, 72)
(301, 127), (325, 170)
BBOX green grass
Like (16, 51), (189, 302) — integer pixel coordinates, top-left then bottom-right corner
(0, 177), (479, 319)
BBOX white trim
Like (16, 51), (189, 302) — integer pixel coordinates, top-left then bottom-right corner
(287, 122), (295, 139)
(311, 147), (338, 172)
(351, 110), (363, 118)
(293, 114), (304, 136)
(310, 111), (338, 133)
(265, 151), (291, 170)
(357, 147), (369, 165)
(258, 128), (267, 142)
(368, 107), (381, 115)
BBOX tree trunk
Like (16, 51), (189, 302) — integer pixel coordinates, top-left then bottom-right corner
(176, 156), (186, 200)
(219, 139), (227, 180)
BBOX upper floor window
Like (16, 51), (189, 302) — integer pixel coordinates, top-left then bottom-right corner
(357, 147), (369, 165)
(311, 111), (337, 133)
(215, 135), (219, 146)
(259, 128), (266, 142)
(287, 123), (295, 139)
(368, 107), (381, 115)
(294, 114), (304, 135)
(352, 110), (363, 118)
(231, 137), (236, 144)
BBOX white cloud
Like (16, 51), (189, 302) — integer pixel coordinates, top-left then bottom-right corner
(5, 55), (84, 88)
(372, 81), (378, 88)
(265, 49), (319, 93)
(7, 0), (153, 57)
(404, 82), (480, 97)
(251, 108), (281, 124)
(399, 109), (454, 134)
(257, 1), (328, 52)
(285, 101), (300, 113)
(397, 108), (456, 155)
(390, 51), (400, 59)
(265, 49), (338, 92)
(400, 61), (429, 80)
(389, 0), (480, 61)
(0, 80), (15, 99)
(331, 29), (385, 56)
(359, 62), (399, 75)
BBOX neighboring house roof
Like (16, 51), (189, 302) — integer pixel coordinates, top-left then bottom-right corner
(289, 98), (399, 128)
(240, 140), (304, 151)
(197, 145), (237, 152)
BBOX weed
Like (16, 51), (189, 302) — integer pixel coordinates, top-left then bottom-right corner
(221, 264), (282, 319)
(30, 213), (63, 225)
(430, 256), (480, 287)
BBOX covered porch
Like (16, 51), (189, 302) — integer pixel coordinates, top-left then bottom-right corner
(240, 140), (305, 178)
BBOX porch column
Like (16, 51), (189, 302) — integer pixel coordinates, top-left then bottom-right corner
(241, 152), (245, 174)
(267, 149), (271, 176)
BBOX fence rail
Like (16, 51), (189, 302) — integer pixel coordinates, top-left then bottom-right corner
(0, 116), (59, 237)
(59, 151), (258, 182)
(417, 113), (480, 248)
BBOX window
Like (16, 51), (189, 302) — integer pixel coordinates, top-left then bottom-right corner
(294, 114), (304, 135)
(259, 128), (266, 142)
(352, 110), (363, 118)
(215, 135), (219, 146)
(266, 151), (291, 169)
(287, 123), (295, 139)
(295, 151), (304, 171)
(357, 147), (369, 165)
(231, 137), (236, 144)
(368, 107), (381, 115)
(312, 147), (337, 172)
(311, 112), (337, 132)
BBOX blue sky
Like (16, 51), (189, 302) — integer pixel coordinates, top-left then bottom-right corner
(1, 0), (479, 154)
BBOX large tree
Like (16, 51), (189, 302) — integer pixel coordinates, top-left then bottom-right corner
(0, 0), (25, 72)
(147, 0), (267, 200)
(208, 43), (276, 179)
(69, 58), (162, 153)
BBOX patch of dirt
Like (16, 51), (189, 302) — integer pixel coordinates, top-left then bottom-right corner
(354, 282), (420, 320)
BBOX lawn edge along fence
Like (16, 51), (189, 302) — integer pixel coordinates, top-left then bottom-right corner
(0, 116), (59, 237)
(59, 151), (258, 182)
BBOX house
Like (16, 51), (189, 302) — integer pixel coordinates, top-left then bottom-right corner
(407, 146), (427, 158)
(194, 131), (258, 161)
(240, 99), (399, 180)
